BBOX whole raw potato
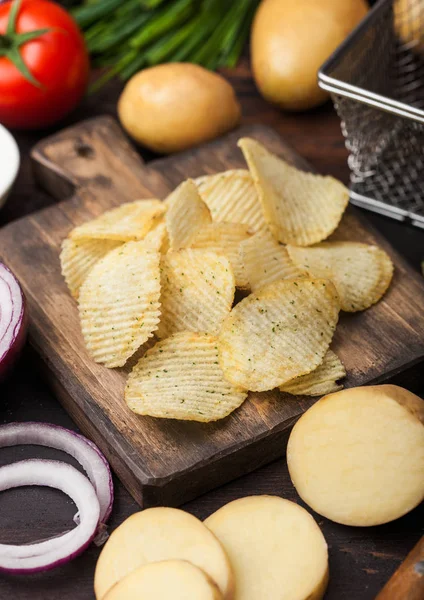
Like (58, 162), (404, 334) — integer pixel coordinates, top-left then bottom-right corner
(118, 63), (241, 153)
(394, 0), (424, 55)
(251, 0), (369, 111)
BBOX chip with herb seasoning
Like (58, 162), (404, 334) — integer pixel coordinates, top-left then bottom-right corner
(195, 169), (268, 232)
(287, 242), (394, 312)
(280, 350), (346, 396)
(157, 249), (235, 339)
(238, 137), (349, 246)
(78, 241), (161, 368)
(218, 278), (340, 391)
(165, 179), (212, 251)
(142, 221), (169, 253)
(190, 222), (251, 289)
(70, 200), (165, 242)
(60, 237), (122, 299)
(240, 229), (305, 292)
(125, 332), (248, 422)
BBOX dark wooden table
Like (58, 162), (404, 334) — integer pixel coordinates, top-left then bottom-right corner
(0, 61), (423, 600)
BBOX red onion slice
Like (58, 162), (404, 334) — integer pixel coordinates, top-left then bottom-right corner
(0, 262), (27, 380)
(0, 422), (113, 523)
(0, 459), (100, 573)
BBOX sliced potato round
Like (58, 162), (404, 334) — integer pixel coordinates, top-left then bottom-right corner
(195, 170), (268, 232)
(60, 237), (122, 299)
(190, 222), (251, 288)
(280, 349), (346, 396)
(125, 332), (248, 422)
(104, 560), (223, 600)
(157, 249), (235, 339)
(218, 278), (340, 391)
(94, 507), (234, 600)
(240, 229), (305, 292)
(238, 137), (348, 246)
(70, 200), (165, 242)
(205, 496), (329, 600)
(78, 242), (161, 368)
(165, 179), (212, 250)
(287, 242), (394, 311)
(287, 385), (424, 526)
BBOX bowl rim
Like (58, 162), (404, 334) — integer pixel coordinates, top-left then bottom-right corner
(0, 124), (20, 201)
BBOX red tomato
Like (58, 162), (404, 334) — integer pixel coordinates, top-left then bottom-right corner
(0, 0), (89, 129)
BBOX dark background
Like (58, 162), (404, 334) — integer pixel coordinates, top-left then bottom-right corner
(0, 3), (423, 598)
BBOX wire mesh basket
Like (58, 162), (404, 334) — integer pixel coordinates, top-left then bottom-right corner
(319, 0), (424, 228)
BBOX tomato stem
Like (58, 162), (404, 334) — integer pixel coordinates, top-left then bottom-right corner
(0, 0), (53, 87)
(0, 34), (12, 50)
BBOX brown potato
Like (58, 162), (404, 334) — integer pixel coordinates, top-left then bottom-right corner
(118, 63), (241, 153)
(251, 0), (368, 111)
(394, 0), (424, 54)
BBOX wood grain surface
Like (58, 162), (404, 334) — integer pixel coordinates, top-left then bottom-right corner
(0, 116), (423, 510)
(376, 536), (424, 600)
(0, 55), (423, 600)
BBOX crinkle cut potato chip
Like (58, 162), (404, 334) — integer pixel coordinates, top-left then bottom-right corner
(70, 200), (165, 242)
(60, 237), (122, 299)
(287, 242), (394, 312)
(240, 230), (305, 292)
(218, 278), (340, 392)
(238, 138), (349, 246)
(165, 179), (212, 250)
(194, 170), (268, 232)
(190, 222), (251, 288)
(125, 332), (248, 422)
(280, 350), (346, 396)
(142, 221), (168, 253)
(157, 249), (235, 339)
(78, 241), (161, 368)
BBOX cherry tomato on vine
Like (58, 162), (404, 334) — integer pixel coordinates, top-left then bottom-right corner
(0, 0), (90, 129)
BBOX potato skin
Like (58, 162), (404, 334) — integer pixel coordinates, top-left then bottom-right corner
(118, 63), (241, 153)
(394, 0), (424, 55)
(251, 0), (368, 111)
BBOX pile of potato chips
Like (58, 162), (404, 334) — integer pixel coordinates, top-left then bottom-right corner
(60, 138), (394, 422)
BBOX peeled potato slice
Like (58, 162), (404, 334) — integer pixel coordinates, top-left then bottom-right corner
(240, 229), (305, 292)
(60, 237), (122, 299)
(190, 222), (251, 288)
(195, 170), (268, 232)
(78, 242), (161, 368)
(205, 496), (329, 600)
(218, 278), (340, 391)
(157, 249), (235, 339)
(125, 332), (247, 422)
(94, 507), (234, 600)
(287, 242), (394, 312)
(104, 560), (223, 600)
(165, 179), (212, 250)
(238, 137), (348, 246)
(280, 350), (346, 396)
(70, 200), (165, 242)
(287, 385), (424, 526)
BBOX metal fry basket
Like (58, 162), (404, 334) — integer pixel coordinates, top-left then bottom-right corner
(319, 0), (424, 228)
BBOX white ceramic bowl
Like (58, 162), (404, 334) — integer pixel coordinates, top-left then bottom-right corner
(0, 124), (20, 209)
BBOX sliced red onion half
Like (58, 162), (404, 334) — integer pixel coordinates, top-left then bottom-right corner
(0, 459), (100, 573)
(0, 422), (113, 524)
(0, 263), (27, 380)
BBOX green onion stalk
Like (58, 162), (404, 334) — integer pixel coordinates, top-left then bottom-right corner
(72, 0), (260, 91)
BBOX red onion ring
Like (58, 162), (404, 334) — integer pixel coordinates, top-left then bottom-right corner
(0, 262), (27, 380)
(0, 422), (113, 524)
(0, 459), (100, 573)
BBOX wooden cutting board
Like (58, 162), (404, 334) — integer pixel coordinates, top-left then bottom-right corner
(1, 116), (423, 508)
